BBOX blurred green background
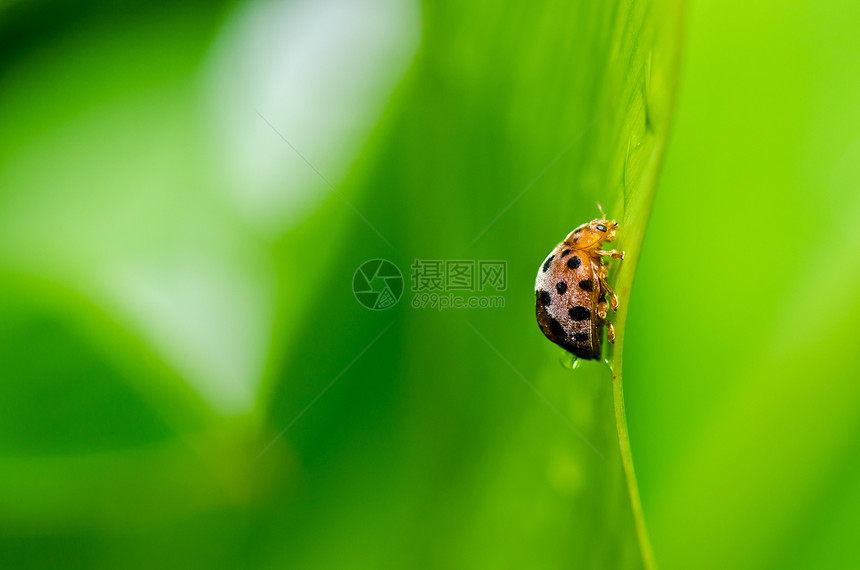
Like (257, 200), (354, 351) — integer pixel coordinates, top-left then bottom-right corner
(1, 0), (859, 568)
(625, 1), (860, 568)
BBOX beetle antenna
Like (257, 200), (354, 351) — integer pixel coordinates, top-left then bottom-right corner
(596, 202), (606, 219)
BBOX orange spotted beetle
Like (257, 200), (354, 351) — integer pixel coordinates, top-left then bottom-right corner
(535, 204), (625, 359)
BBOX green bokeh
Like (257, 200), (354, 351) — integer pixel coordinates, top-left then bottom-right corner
(625, 0), (860, 568)
(2, 0), (859, 568)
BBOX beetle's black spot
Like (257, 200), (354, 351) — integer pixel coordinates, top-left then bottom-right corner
(561, 249), (571, 258)
(567, 256), (581, 270)
(573, 237), (580, 243)
(574, 332), (589, 343)
(578, 279), (593, 292)
(569, 306), (590, 321)
(549, 318), (566, 337)
(542, 254), (554, 272)
(539, 290), (552, 306)
(556, 281), (567, 295)
(574, 228), (582, 234)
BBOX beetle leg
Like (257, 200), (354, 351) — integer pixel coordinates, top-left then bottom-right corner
(598, 277), (619, 311)
(597, 249), (625, 260)
(597, 293), (609, 319)
(597, 294), (615, 343)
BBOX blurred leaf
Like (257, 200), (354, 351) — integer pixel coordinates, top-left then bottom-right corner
(0, 0), (277, 551)
(0, 0), (684, 568)
(624, 1), (860, 568)
(257, 0), (684, 568)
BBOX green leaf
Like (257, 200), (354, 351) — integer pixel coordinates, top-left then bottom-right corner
(624, 1), (860, 568)
(260, 1), (685, 568)
(0, 0), (684, 567)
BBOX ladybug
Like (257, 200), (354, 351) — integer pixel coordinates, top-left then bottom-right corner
(535, 205), (625, 360)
